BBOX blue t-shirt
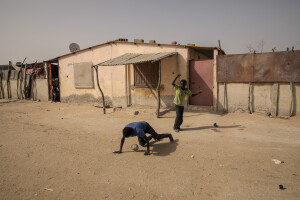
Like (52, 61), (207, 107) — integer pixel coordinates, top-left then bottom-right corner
(125, 121), (148, 138)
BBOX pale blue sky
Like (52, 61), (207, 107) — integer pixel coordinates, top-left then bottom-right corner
(0, 0), (299, 64)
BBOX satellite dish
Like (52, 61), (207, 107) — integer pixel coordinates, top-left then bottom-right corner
(69, 43), (80, 53)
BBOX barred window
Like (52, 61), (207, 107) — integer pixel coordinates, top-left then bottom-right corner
(134, 62), (159, 88)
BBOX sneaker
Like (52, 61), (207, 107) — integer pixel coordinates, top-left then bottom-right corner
(169, 134), (174, 142)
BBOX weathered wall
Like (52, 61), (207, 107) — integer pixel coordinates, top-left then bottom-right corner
(0, 72), (19, 99)
(58, 43), (127, 105)
(217, 82), (300, 116)
(0, 71), (48, 101)
(31, 79), (49, 101)
(58, 43), (189, 107)
(9, 80), (18, 99)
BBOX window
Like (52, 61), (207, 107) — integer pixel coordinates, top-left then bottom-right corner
(73, 62), (94, 89)
(134, 62), (159, 88)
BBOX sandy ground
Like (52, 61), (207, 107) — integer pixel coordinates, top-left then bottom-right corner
(0, 100), (300, 200)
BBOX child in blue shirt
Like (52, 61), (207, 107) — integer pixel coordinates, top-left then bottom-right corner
(113, 121), (174, 155)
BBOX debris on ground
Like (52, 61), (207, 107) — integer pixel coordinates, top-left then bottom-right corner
(213, 123), (218, 127)
(279, 185), (286, 190)
(272, 159), (284, 164)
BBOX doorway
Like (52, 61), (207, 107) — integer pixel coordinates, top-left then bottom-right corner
(189, 60), (214, 106)
(48, 63), (60, 101)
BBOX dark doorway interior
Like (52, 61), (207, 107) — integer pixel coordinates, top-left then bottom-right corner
(48, 63), (60, 102)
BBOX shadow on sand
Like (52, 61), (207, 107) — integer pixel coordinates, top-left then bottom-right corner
(150, 138), (179, 156)
(121, 138), (178, 156)
(181, 125), (241, 131)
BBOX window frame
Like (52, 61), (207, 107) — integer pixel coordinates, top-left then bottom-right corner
(134, 62), (159, 88)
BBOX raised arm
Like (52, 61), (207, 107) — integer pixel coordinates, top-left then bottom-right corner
(113, 136), (125, 154)
(172, 74), (181, 86)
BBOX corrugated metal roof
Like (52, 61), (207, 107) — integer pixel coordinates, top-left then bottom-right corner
(96, 52), (177, 66)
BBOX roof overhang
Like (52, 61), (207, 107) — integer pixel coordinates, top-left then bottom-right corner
(95, 52), (178, 66)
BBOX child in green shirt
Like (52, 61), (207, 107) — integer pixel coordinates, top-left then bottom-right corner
(172, 74), (202, 132)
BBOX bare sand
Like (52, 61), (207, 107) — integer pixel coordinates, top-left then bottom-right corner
(0, 100), (300, 200)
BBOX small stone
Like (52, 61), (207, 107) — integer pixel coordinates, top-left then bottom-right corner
(133, 111), (139, 115)
(191, 155), (195, 158)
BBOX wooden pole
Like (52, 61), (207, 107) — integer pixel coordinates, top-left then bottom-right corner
(0, 71), (3, 99)
(17, 70), (21, 99)
(156, 61), (162, 118)
(275, 82), (279, 117)
(30, 61), (38, 101)
(23, 63), (27, 99)
(125, 64), (128, 106)
(17, 69), (23, 99)
(289, 82), (294, 117)
(128, 64), (131, 106)
(19, 58), (26, 99)
(7, 62), (12, 99)
(216, 82), (219, 112)
(248, 82), (252, 114)
(94, 66), (106, 114)
(223, 82), (227, 113)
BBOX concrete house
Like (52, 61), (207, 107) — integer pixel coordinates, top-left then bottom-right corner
(45, 39), (221, 110)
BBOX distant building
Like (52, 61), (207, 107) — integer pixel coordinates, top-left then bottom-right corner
(45, 39), (221, 109)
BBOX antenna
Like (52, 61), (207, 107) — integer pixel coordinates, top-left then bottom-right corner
(69, 43), (80, 53)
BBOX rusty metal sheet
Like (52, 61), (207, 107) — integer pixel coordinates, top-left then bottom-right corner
(217, 50), (300, 82)
(217, 54), (254, 82)
(189, 60), (214, 106)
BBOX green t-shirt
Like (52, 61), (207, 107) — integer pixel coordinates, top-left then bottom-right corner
(173, 85), (192, 106)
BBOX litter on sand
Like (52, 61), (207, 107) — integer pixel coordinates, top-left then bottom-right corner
(279, 185), (286, 190)
(44, 188), (53, 192)
(272, 159), (284, 164)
